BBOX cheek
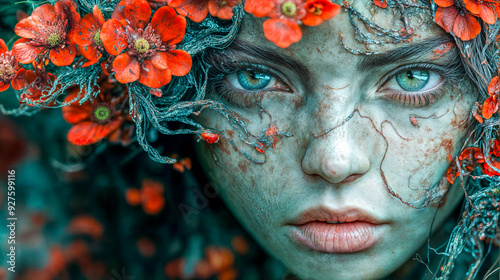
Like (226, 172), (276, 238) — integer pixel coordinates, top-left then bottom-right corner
(380, 95), (474, 206)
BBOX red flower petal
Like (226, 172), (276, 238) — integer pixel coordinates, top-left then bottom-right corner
(139, 59), (172, 88)
(453, 13), (481, 41)
(435, 6), (459, 33)
(483, 95), (499, 119)
(93, 5), (105, 26)
(55, 0), (81, 39)
(0, 82), (10, 92)
(262, 19), (302, 48)
(113, 53), (141, 83)
(0, 39), (7, 55)
(101, 19), (128, 55)
(12, 38), (45, 64)
(302, 0), (340, 26)
(208, 0), (235, 20)
(488, 76), (500, 96)
(152, 52), (168, 70)
(11, 68), (32, 91)
(73, 13), (100, 46)
(434, 0), (454, 7)
(167, 0), (209, 23)
(373, 0), (388, 8)
(165, 50), (192, 76)
(150, 6), (187, 45)
(15, 4), (56, 39)
(112, 0), (152, 29)
(67, 122), (109, 145)
(62, 103), (92, 124)
(49, 44), (76, 66)
(244, 0), (274, 17)
(77, 44), (99, 62)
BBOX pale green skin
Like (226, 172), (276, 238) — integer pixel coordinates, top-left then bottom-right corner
(195, 2), (476, 279)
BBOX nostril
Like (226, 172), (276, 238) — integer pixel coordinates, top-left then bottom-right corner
(338, 174), (363, 184)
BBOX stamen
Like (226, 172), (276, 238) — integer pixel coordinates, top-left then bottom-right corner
(93, 30), (102, 46)
(92, 105), (112, 123)
(134, 38), (150, 53)
(282, 2), (297, 17)
(47, 33), (61, 47)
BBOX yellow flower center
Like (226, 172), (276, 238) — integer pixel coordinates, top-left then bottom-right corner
(47, 33), (61, 47)
(94, 106), (111, 122)
(93, 30), (102, 46)
(282, 2), (297, 17)
(220, 0), (227, 5)
(134, 38), (150, 53)
(313, 6), (322, 15)
(0, 64), (13, 78)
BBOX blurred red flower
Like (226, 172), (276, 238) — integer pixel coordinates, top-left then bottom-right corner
(61, 80), (126, 145)
(100, 0), (192, 90)
(126, 179), (165, 215)
(12, 0), (81, 66)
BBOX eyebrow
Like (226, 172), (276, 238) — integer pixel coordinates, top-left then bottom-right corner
(357, 35), (457, 72)
(218, 35), (456, 81)
(222, 40), (312, 83)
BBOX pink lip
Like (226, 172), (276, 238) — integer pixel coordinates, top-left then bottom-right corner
(287, 206), (385, 253)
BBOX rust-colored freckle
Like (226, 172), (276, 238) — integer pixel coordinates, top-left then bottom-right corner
(410, 115), (418, 126)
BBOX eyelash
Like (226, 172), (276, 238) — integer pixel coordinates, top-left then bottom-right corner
(208, 60), (462, 108)
(377, 63), (462, 107)
(208, 62), (292, 107)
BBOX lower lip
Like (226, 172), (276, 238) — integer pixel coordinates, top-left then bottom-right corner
(291, 221), (381, 253)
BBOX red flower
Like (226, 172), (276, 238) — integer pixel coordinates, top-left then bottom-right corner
(167, 0), (241, 22)
(126, 179), (165, 215)
(435, 6), (481, 41)
(0, 39), (32, 92)
(446, 147), (485, 184)
(464, 0), (497, 25)
(61, 81), (126, 145)
(73, 5), (106, 67)
(100, 0), (192, 89)
(483, 76), (500, 119)
(20, 69), (57, 106)
(245, 0), (339, 48)
(482, 160), (500, 176)
(12, 0), (80, 66)
(302, 0), (340, 26)
(373, 0), (388, 8)
(491, 139), (500, 158)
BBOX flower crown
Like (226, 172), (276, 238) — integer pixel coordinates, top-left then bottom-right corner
(0, 0), (499, 163)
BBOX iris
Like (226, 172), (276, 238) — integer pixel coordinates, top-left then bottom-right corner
(396, 69), (429, 91)
(237, 70), (272, 90)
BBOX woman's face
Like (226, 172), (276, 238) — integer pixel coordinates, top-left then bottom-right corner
(195, 2), (476, 279)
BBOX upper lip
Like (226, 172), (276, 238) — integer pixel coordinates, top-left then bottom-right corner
(288, 205), (383, 226)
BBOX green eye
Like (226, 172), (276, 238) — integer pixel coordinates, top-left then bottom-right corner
(396, 70), (430, 91)
(237, 70), (272, 90)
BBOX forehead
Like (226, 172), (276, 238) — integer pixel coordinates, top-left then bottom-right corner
(236, 1), (447, 64)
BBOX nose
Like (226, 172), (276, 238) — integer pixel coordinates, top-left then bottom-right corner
(301, 116), (371, 184)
